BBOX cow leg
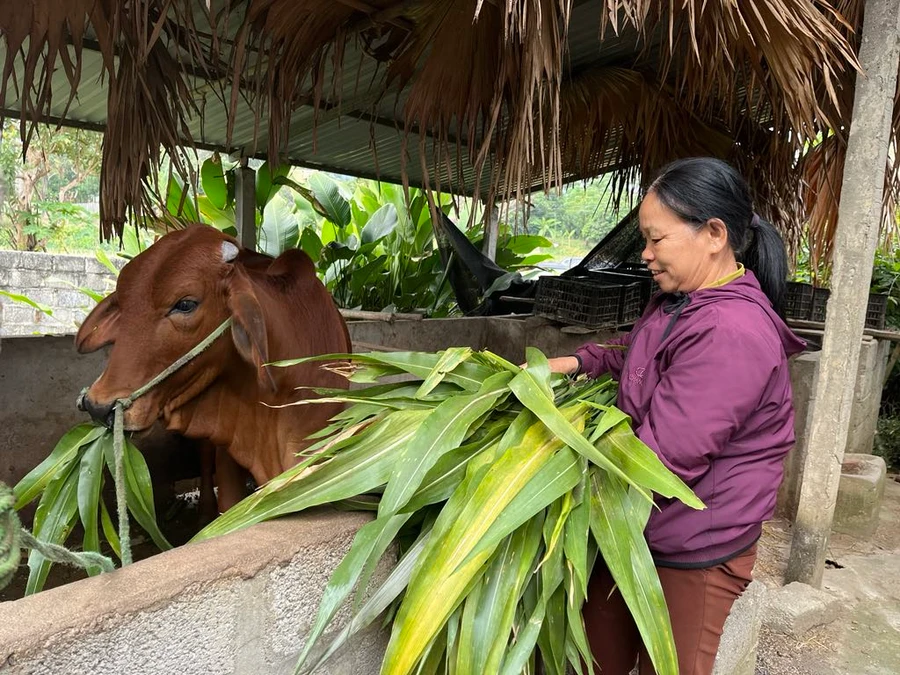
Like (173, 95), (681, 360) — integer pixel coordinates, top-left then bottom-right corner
(198, 441), (217, 524)
(215, 447), (250, 513)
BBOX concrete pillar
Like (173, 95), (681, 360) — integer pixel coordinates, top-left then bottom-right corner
(235, 163), (256, 251)
(482, 200), (499, 261)
(786, 0), (900, 587)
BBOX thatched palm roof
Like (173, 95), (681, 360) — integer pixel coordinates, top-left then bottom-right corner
(0, 0), (891, 261)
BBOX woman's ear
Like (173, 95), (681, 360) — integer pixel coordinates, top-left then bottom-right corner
(705, 218), (730, 254)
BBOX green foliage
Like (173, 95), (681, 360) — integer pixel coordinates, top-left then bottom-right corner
(194, 348), (702, 675)
(293, 180), (458, 314)
(510, 178), (623, 260)
(874, 414), (900, 470)
(0, 120), (104, 252)
(13, 423), (171, 594)
(189, 163), (552, 315)
(871, 248), (900, 331)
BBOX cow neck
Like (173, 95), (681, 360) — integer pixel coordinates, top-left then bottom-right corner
(107, 317), (234, 565)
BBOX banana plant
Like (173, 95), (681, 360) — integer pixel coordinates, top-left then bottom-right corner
(194, 347), (703, 675)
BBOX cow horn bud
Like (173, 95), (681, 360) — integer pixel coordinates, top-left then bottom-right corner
(222, 241), (240, 263)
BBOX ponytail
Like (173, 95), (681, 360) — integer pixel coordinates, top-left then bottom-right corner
(740, 216), (788, 316)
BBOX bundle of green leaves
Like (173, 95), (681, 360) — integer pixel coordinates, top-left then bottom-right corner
(193, 347), (704, 675)
(13, 425), (170, 594)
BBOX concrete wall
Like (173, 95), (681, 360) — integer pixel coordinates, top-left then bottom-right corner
(847, 338), (892, 456)
(0, 317), (618, 488)
(0, 510), (389, 675)
(0, 336), (108, 490)
(0, 250), (120, 337)
(776, 337), (891, 521)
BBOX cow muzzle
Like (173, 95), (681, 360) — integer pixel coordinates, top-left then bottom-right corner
(77, 389), (116, 429)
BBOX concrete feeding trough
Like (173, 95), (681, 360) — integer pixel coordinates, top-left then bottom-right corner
(833, 453), (887, 538)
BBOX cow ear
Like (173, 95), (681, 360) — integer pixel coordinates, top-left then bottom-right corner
(227, 271), (277, 392)
(75, 292), (120, 353)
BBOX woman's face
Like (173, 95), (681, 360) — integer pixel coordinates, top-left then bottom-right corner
(639, 191), (729, 294)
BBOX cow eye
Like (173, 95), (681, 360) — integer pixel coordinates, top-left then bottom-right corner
(168, 298), (199, 315)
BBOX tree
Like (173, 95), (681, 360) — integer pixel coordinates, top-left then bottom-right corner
(0, 120), (103, 251)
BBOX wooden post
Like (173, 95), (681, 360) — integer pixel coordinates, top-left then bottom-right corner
(785, 0), (900, 588)
(235, 162), (256, 251)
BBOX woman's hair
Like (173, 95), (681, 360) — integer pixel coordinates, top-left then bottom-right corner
(647, 157), (788, 314)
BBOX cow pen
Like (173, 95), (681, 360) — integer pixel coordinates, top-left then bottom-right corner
(3, 0), (900, 673)
(0, 300), (893, 672)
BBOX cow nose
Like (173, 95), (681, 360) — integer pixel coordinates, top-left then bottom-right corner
(79, 392), (116, 428)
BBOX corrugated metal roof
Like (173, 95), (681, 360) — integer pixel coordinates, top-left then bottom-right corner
(0, 1), (654, 195)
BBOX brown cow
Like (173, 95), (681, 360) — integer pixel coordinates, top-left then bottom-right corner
(75, 225), (351, 512)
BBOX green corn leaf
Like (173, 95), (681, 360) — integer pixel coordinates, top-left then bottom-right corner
(402, 427), (505, 513)
(415, 347), (473, 398)
(592, 409), (705, 510)
(121, 437), (172, 551)
(509, 372), (653, 503)
(99, 497), (122, 561)
(273, 351), (494, 392)
(465, 410), (534, 480)
(540, 500), (567, 601)
(523, 346), (554, 400)
(296, 513), (410, 668)
(457, 445), (581, 570)
(26, 464), (81, 594)
(77, 437), (105, 575)
(301, 526), (432, 675)
(459, 515), (544, 675)
(562, 472), (592, 598)
(378, 371), (513, 518)
(194, 409), (429, 541)
(381, 410), (582, 675)
(455, 570), (486, 675)
(564, 561), (596, 675)
(14, 423), (104, 510)
(590, 470), (678, 675)
(537, 585), (567, 675)
(499, 595), (547, 675)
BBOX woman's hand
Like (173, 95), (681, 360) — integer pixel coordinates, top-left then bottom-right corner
(520, 355), (580, 375)
(547, 356), (580, 375)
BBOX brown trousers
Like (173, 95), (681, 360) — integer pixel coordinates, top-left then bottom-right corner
(582, 545), (757, 675)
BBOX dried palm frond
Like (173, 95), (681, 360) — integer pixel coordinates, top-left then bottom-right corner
(0, 0), (873, 250)
(600, 0), (858, 136)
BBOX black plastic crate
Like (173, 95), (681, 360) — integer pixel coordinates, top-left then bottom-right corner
(784, 282), (814, 321)
(810, 287), (831, 323)
(534, 276), (630, 329)
(619, 282), (645, 324)
(866, 293), (889, 330)
(586, 269), (655, 320)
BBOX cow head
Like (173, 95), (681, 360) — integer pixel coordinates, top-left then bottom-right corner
(76, 226), (278, 431)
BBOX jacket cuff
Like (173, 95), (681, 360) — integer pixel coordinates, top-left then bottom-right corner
(571, 353), (582, 376)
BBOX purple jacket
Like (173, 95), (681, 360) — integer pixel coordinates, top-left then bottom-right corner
(575, 272), (805, 567)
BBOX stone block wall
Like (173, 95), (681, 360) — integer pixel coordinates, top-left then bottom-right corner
(0, 250), (120, 337)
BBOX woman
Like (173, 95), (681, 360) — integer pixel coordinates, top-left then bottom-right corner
(548, 158), (805, 675)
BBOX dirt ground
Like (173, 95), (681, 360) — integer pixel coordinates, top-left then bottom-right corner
(753, 474), (900, 675)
